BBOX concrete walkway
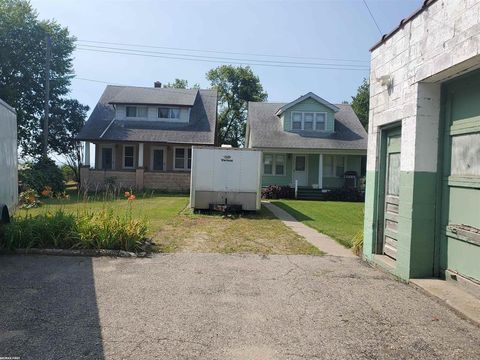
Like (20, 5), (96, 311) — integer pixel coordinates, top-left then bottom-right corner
(263, 201), (355, 257)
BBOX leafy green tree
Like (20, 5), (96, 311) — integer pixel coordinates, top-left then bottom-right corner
(163, 78), (200, 89)
(351, 78), (370, 130)
(206, 65), (267, 147)
(0, 0), (87, 158)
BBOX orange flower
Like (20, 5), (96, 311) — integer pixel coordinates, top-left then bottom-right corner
(124, 191), (131, 198)
(41, 189), (50, 197)
(128, 195), (136, 201)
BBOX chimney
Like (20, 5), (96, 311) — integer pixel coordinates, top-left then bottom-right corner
(154, 81), (162, 88)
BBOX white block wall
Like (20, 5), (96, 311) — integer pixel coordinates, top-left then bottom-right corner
(368, 0), (480, 173)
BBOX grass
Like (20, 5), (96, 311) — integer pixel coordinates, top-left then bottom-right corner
(15, 190), (321, 255)
(16, 191), (189, 237)
(154, 206), (322, 255)
(271, 200), (364, 248)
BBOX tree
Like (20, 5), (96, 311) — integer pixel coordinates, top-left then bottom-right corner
(351, 78), (370, 130)
(206, 65), (267, 147)
(163, 78), (200, 89)
(0, 0), (87, 159)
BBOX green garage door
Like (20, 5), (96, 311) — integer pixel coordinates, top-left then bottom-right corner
(441, 70), (480, 282)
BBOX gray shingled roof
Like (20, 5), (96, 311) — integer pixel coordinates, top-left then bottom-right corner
(109, 87), (198, 106)
(77, 86), (217, 144)
(247, 102), (367, 150)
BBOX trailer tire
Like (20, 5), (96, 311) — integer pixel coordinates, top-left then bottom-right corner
(0, 203), (10, 224)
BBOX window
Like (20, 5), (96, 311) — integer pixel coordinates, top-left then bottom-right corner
(158, 107), (181, 119)
(126, 106), (147, 118)
(315, 113), (326, 131)
(263, 154), (285, 176)
(275, 155), (285, 175)
(101, 147), (113, 170)
(174, 147), (192, 170)
(323, 155), (334, 176)
(291, 112), (328, 131)
(123, 145), (134, 168)
(263, 154), (273, 175)
(304, 113), (314, 130)
(336, 155), (345, 177)
(292, 112), (302, 130)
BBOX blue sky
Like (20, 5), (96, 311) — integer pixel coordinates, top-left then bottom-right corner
(30, 0), (422, 114)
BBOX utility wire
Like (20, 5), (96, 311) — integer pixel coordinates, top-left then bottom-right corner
(77, 39), (369, 64)
(77, 44), (368, 68)
(362, 0), (383, 37)
(76, 47), (370, 71)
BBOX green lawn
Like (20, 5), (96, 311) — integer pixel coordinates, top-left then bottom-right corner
(271, 200), (364, 248)
(15, 191), (320, 255)
(16, 191), (189, 237)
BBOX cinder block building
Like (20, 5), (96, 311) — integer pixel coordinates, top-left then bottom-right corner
(364, 0), (480, 287)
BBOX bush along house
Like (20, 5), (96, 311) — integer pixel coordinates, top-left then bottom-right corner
(364, 0), (480, 288)
(246, 92), (367, 199)
(77, 82), (217, 192)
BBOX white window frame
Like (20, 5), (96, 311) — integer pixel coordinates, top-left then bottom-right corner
(323, 155), (347, 177)
(263, 153), (286, 176)
(99, 144), (115, 170)
(290, 111), (328, 131)
(125, 106), (148, 118)
(150, 146), (167, 171)
(173, 146), (192, 171)
(122, 144), (135, 169)
(158, 107), (181, 120)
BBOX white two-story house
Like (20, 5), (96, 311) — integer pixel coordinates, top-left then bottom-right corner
(77, 82), (217, 192)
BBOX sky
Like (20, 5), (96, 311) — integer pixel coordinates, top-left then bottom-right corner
(28, 0), (423, 116)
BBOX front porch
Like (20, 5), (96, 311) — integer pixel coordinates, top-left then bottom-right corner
(261, 152), (366, 190)
(79, 141), (194, 192)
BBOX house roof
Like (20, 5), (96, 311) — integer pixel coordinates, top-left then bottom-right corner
(275, 92), (339, 116)
(109, 86), (198, 106)
(370, 0), (438, 52)
(77, 85), (217, 144)
(247, 102), (367, 151)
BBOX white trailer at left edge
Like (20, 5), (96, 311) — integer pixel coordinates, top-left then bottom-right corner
(0, 98), (18, 219)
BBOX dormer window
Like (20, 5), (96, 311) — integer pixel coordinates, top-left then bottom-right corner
(126, 106), (148, 118)
(158, 107), (180, 119)
(291, 111), (327, 131)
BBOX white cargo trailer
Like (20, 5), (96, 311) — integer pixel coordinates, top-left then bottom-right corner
(0, 98), (18, 219)
(190, 147), (262, 211)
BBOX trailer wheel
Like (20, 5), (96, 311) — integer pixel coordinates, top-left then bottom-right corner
(0, 203), (10, 224)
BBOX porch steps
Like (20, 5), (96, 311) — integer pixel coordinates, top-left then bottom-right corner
(296, 188), (325, 200)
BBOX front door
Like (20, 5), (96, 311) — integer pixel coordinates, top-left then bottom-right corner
(293, 155), (308, 186)
(101, 147), (113, 170)
(152, 148), (165, 171)
(382, 128), (401, 260)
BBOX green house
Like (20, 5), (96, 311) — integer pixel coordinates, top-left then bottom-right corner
(246, 92), (367, 196)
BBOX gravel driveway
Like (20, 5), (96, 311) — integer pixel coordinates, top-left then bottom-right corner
(0, 254), (479, 359)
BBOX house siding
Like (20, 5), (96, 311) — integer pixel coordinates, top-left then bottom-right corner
(281, 98), (335, 132)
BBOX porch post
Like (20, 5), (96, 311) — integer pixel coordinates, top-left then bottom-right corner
(138, 143), (144, 168)
(84, 141), (90, 167)
(318, 154), (323, 189)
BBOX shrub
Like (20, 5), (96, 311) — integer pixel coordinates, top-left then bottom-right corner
(261, 185), (294, 199)
(1, 209), (148, 252)
(323, 188), (365, 202)
(351, 230), (364, 256)
(19, 189), (42, 209)
(19, 158), (65, 194)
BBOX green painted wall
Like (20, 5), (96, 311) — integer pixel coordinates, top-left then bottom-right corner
(308, 154), (319, 185)
(282, 98), (335, 132)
